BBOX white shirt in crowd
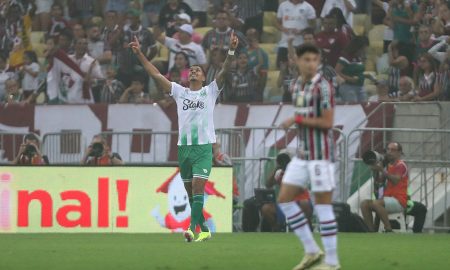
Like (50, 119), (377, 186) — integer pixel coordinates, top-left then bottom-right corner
(164, 36), (207, 70)
(277, 0), (316, 48)
(321, 0), (357, 27)
(0, 67), (16, 100)
(69, 53), (104, 81)
(183, 0), (208, 12)
(22, 62), (40, 91)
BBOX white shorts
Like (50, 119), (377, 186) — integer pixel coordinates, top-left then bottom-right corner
(383, 197), (404, 214)
(282, 157), (335, 192)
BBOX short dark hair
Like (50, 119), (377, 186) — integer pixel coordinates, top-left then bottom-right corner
(24, 133), (40, 143)
(276, 153), (291, 171)
(296, 44), (321, 57)
(51, 2), (63, 9)
(189, 64), (206, 76)
(302, 27), (315, 37)
(24, 50), (38, 63)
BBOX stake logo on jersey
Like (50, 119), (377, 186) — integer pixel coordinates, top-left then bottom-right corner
(291, 73), (336, 161)
(170, 81), (222, 146)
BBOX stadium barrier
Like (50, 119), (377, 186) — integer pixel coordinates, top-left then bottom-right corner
(0, 166), (233, 233)
(0, 132), (29, 163)
(345, 128), (450, 231)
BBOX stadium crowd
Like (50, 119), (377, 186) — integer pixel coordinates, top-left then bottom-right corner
(0, 0), (448, 105)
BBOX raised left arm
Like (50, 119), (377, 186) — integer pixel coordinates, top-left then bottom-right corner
(216, 30), (239, 89)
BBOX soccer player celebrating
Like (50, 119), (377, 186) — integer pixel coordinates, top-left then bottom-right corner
(129, 33), (238, 242)
(278, 44), (339, 270)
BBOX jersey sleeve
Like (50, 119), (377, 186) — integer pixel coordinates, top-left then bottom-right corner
(306, 5), (317, 20)
(170, 82), (184, 99)
(207, 79), (222, 100)
(320, 80), (335, 110)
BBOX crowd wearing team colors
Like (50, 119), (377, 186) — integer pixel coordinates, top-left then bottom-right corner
(0, 0), (449, 105)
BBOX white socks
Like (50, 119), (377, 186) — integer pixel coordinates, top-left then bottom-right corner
(279, 202), (320, 254)
(316, 204), (339, 266)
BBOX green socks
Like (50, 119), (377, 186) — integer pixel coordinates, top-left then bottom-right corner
(189, 194), (209, 232)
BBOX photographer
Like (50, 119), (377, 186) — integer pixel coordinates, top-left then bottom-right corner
(260, 152), (313, 232)
(12, 133), (49, 165)
(360, 142), (408, 232)
(81, 135), (123, 165)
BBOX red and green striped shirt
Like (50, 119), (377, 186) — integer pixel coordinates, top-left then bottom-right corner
(291, 73), (335, 161)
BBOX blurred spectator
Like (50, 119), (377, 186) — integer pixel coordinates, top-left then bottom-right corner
(48, 2), (70, 38)
(227, 51), (260, 102)
(159, 0), (194, 37)
(58, 29), (74, 54)
(67, 0), (95, 25)
(0, 17), (13, 56)
(275, 0), (316, 67)
(302, 27), (316, 45)
(335, 36), (369, 102)
(397, 76), (415, 101)
(82, 134), (124, 165)
(73, 23), (86, 40)
(105, 0), (129, 16)
(306, 0), (326, 16)
(372, 0), (393, 53)
(278, 56), (298, 103)
(2, 78), (23, 103)
(368, 79), (392, 102)
(387, 41), (415, 96)
(166, 51), (190, 87)
(172, 13), (203, 44)
(101, 10), (122, 64)
(13, 133), (49, 165)
(328, 7), (355, 41)
(315, 14), (349, 68)
(246, 28), (268, 92)
(413, 53), (441, 101)
(206, 48), (226, 85)
(119, 74), (151, 103)
(416, 24), (438, 59)
(20, 50), (40, 99)
(184, 0), (208, 27)
(143, 0), (166, 27)
(202, 10), (247, 53)
(117, 9), (157, 87)
(428, 36), (450, 64)
(33, 0), (52, 31)
(155, 24), (207, 70)
(99, 65), (124, 103)
(321, 0), (357, 27)
(432, 1), (450, 36)
(87, 25), (112, 69)
(235, 0), (264, 34)
(389, 0), (419, 43)
(0, 53), (16, 100)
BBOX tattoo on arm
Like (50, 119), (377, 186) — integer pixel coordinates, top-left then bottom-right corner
(216, 54), (235, 89)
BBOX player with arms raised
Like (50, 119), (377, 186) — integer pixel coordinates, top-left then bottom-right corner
(129, 32), (238, 242)
(278, 44), (340, 270)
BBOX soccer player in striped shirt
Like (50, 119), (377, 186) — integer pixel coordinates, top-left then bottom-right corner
(278, 44), (340, 270)
(129, 32), (239, 242)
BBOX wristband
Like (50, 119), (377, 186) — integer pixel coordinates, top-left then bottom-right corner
(228, 50), (235, 56)
(295, 115), (304, 125)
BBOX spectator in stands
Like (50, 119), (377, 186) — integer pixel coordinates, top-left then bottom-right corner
(368, 79), (392, 102)
(87, 25), (112, 69)
(81, 134), (124, 165)
(20, 51), (40, 99)
(0, 53), (16, 100)
(99, 65), (124, 103)
(118, 9), (157, 87)
(432, 1), (450, 36)
(206, 48), (226, 85)
(0, 17), (13, 56)
(387, 41), (415, 96)
(389, 0), (419, 43)
(413, 53), (442, 101)
(2, 79), (23, 104)
(119, 74), (151, 104)
(48, 2), (70, 38)
(172, 13), (203, 44)
(416, 24), (438, 59)
(101, 10), (122, 64)
(33, 0), (52, 31)
(184, 0), (208, 27)
(275, 0), (316, 67)
(166, 52), (190, 87)
(105, 0), (129, 17)
(246, 28), (268, 93)
(335, 36), (369, 102)
(12, 133), (49, 165)
(227, 50), (260, 102)
(278, 54), (298, 103)
(302, 27), (316, 45)
(58, 29), (74, 54)
(67, 0), (95, 26)
(234, 0), (264, 34)
(155, 24), (207, 71)
(397, 76), (415, 101)
(73, 23), (86, 40)
(202, 10), (247, 54)
(261, 152), (313, 232)
(321, 0), (357, 27)
(143, 0), (166, 27)
(306, 0), (326, 16)
(159, 0), (194, 37)
(360, 142), (408, 232)
(328, 7), (355, 42)
(315, 14), (349, 68)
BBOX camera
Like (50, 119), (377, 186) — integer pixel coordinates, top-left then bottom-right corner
(22, 144), (37, 158)
(362, 150), (385, 166)
(89, 142), (105, 158)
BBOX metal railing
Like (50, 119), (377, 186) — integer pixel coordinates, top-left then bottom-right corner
(0, 132), (29, 164)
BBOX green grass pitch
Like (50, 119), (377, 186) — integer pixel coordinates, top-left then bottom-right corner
(1, 233), (449, 270)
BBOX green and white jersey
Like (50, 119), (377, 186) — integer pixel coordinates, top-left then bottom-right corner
(170, 80), (221, 146)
